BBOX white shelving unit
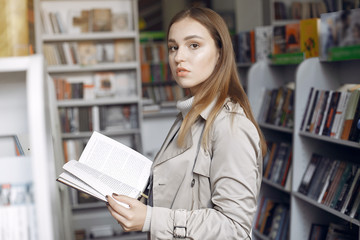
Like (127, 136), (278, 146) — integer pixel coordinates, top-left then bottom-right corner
(34, 0), (146, 238)
(247, 60), (298, 240)
(291, 57), (360, 239)
(0, 55), (69, 240)
(248, 57), (360, 239)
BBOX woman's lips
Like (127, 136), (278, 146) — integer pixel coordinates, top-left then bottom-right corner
(176, 67), (189, 77)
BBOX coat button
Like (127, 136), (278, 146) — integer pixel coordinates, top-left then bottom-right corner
(191, 179), (195, 187)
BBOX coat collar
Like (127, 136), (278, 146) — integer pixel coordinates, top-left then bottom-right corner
(153, 96), (226, 167)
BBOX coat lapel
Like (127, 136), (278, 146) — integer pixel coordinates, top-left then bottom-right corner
(153, 114), (193, 167)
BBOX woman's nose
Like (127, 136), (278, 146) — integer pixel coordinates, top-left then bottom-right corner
(174, 46), (186, 63)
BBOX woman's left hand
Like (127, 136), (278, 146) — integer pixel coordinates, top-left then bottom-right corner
(106, 193), (147, 232)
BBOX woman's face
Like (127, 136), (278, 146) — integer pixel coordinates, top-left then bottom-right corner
(168, 17), (219, 95)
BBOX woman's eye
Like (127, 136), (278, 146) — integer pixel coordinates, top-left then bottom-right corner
(168, 46), (178, 51)
(190, 43), (199, 49)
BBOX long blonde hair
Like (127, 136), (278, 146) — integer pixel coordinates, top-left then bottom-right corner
(168, 7), (267, 156)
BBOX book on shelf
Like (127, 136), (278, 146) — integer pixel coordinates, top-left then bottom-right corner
(254, 196), (289, 238)
(99, 105), (138, 131)
(255, 25), (273, 61)
(235, 30), (255, 64)
(285, 22), (301, 53)
(78, 41), (97, 66)
(307, 223), (328, 240)
(267, 203), (289, 240)
(325, 223), (357, 239)
(42, 7), (132, 34)
(298, 154), (322, 195)
(57, 131), (152, 207)
(320, 8), (360, 61)
(0, 135), (30, 157)
(90, 8), (112, 32)
(272, 25), (286, 54)
(114, 39), (135, 62)
(300, 18), (320, 58)
(321, 91), (341, 136)
(63, 139), (87, 163)
(340, 89), (360, 140)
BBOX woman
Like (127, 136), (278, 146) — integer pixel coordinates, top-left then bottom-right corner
(107, 7), (266, 239)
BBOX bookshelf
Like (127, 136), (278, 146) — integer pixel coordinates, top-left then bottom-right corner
(248, 60), (298, 240)
(0, 55), (69, 240)
(268, 0), (359, 26)
(248, 55), (360, 239)
(291, 57), (360, 239)
(35, 0), (146, 239)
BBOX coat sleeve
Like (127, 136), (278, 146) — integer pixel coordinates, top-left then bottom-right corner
(149, 113), (263, 239)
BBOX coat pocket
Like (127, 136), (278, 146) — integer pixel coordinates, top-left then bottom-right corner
(193, 148), (211, 177)
(192, 148), (212, 209)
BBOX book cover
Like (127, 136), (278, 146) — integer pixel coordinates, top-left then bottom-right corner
(305, 89), (320, 132)
(340, 89), (360, 140)
(347, 96), (360, 141)
(317, 160), (340, 203)
(57, 131), (152, 206)
(90, 8), (112, 32)
(332, 91), (351, 138)
(298, 154), (321, 195)
(308, 224), (328, 240)
(77, 41), (97, 66)
(285, 22), (301, 53)
(300, 18), (320, 58)
(273, 25), (287, 54)
(68, 10), (90, 33)
(301, 87), (315, 131)
(307, 157), (331, 200)
(94, 72), (116, 98)
(309, 90), (325, 133)
(255, 25), (273, 61)
(112, 12), (129, 31)
(314, 90), (331, 135)
(322, 91), (341, 136)
(114, 39), (135, 62)
(237, 31), (252, 64)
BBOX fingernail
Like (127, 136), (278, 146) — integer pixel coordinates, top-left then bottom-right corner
(105, 195), (109, 199)
(112, 193), (118, 197)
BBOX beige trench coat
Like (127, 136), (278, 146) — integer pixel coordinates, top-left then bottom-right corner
(148, 98), (263, 240)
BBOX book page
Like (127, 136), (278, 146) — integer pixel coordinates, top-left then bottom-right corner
(78, 131), (152, 192)
(63, 160), (140, 199)
(58, 172), (105, 201)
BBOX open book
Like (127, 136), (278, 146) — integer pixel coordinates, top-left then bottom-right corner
(57, 131), (152, 207)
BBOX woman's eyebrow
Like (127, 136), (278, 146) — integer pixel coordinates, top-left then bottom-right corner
(168, 35), (204, 43)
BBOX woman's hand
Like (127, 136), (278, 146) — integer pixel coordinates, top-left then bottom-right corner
(106, 193), (147, 232)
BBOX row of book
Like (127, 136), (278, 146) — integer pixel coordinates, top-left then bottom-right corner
(0, 183), (36, 240)
(99, 105), (138, 131)
(143, 81), (187, 105)
(40, 8), (131, 34)
(59, 107), (93, 133)
(52, 71), (137, 100)
(235, 8), (360, 63)
(254, 197), (290, 240)
(59, 105), (139, 134)
(308, 222), (357, 240)
(258, 85), (295, 128)
(274, 1), (327, 20)
(298, 153), (360, 219)
(263, 141), (292, 189)
(301, 87), (360, 142)
(140, 42), (168, 64)
(43, 40), (135, 66)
